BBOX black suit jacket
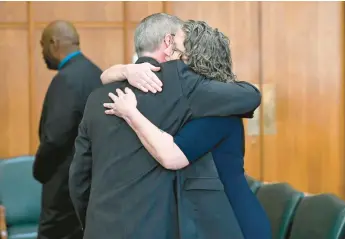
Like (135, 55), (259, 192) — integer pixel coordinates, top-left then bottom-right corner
(34, 54), (102, 239)
(69, 57), (261, 239)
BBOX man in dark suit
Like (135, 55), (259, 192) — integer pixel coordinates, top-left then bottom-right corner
(69, 14), (260, 239)
(33, 20), (102, 239)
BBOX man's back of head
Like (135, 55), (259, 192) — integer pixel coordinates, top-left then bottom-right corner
(134, 13), (183, 62)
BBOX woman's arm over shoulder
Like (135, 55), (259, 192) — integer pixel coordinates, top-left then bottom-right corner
(100, 64), (127, 84)
(175, 61), (261, 118)
(100, 63), (163, 93)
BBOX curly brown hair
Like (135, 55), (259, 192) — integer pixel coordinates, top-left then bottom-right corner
(182, 20), (237, 82)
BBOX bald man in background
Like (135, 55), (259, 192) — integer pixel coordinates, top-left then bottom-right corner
(33, 20), (102, 239)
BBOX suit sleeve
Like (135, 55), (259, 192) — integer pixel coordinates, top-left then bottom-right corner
(33, 77), (83, 183)
(69, 113), (92, 230)
(176, 61), (261, 119)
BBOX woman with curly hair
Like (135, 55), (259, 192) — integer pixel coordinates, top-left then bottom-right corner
(101, 20), (271, 239)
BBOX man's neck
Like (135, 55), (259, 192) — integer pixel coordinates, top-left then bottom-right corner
(59, 47), (80, 60)
(58, 50), (81, 70)
(140, 51), (166, 63)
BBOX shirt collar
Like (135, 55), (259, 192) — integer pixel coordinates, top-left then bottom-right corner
(58, 51), (81, 70)
(135, 57), (160, 67)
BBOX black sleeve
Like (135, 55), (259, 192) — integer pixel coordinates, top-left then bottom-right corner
(176, 61), (261, 119)
(69, 113), (92, 230)
(33, 77), (83, 183)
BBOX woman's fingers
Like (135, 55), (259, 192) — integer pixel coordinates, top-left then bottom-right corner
(105, 109), (118, 115)
(145, 70), (162, 91)
(136, 82), (149, 93)
(124, 87), (133, 94)
(103, 103), (115, 109)
(116, 88), (125, 97)
(141, 78), (157, 93)
(108, 92), (118, 102)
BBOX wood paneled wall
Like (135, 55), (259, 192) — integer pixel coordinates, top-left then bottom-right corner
(0, 2), (344, 197)
(260, 2), (344, 197)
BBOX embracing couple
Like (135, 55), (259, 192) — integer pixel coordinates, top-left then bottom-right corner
(69, 13), (271, 239)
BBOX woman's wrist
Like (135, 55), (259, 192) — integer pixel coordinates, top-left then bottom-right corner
(123, 107), (140, 122)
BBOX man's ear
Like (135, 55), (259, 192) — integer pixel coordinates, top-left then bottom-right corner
(51, 36), (60, 51)
(163, 34), (173, 47)
(163, 34), (174, 56)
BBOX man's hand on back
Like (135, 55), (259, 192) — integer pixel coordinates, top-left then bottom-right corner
(124, 63), (162, 93)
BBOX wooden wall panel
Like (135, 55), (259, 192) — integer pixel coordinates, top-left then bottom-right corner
(126, 2), (163, 22)
(79, 29), (125, 69)
(0, 2), (27, 23)
(0, 29), (30, 158)
(31, 2), (124, 22)
(261, 2), (344, 196)
(167, 1), (262, 178)
(125, 2), (164, 60)
(127, 29), (136, 62)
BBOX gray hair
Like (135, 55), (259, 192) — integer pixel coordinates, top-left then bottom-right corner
(134, 13), (183, 56)
(182, 20), (237, 82)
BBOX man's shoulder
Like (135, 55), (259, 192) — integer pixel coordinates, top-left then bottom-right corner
(88, 82), (125, 100)
(160, 60), (209, 97)
(78, 55), (103, 76)
(54, 66), (101, 98)
(59, 55), (102, 83)
(161, 60), (206, 83)
(83, 82), (125, 122)
(160, 60), (187, 72)
(62, 54), (100, 73)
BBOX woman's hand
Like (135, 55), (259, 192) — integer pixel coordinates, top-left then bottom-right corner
(101, 63), (162, 93)
(103, 88), (138, 118)
(124, 63), (163, 93)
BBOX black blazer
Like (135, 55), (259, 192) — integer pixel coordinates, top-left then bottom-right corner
(34, 53), (102, 239)
(69, 57), (261, 239)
